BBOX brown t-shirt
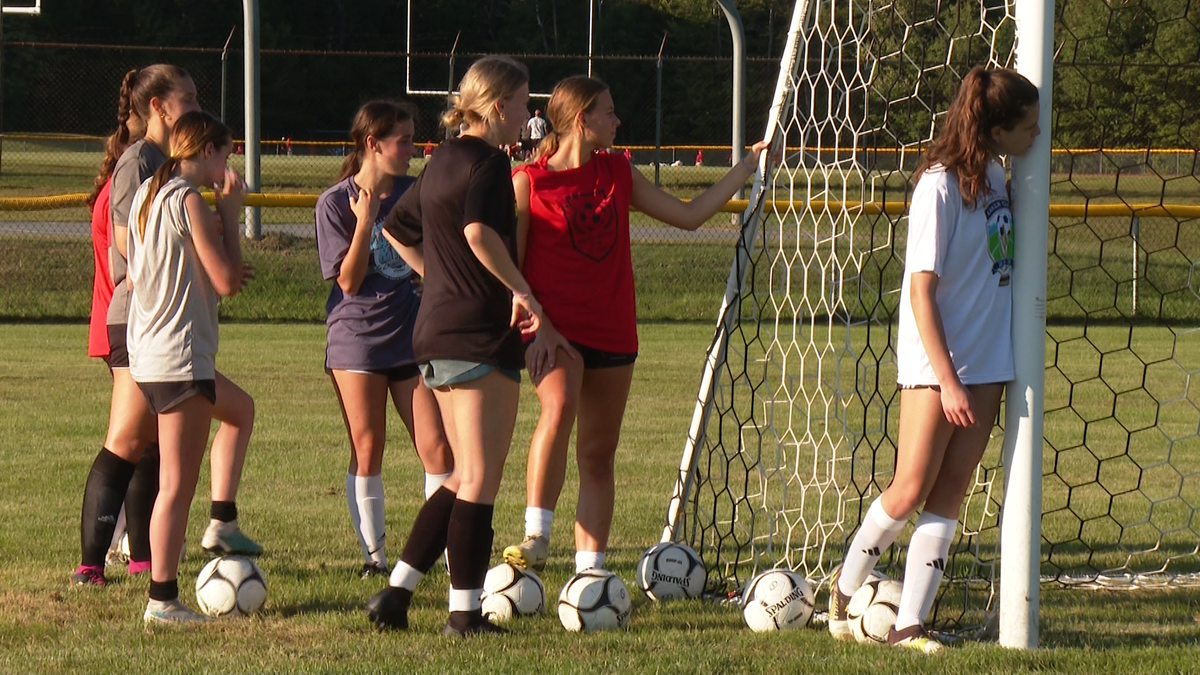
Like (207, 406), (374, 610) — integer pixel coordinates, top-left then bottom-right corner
(383, 135), (523, 370)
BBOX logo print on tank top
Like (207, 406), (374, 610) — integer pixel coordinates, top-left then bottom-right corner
(562, 187), (618, 262)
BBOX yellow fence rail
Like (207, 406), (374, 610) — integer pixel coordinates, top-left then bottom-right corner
(3, 192), (1200, 219)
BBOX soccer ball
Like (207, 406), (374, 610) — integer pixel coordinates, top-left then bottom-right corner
(481, 563), (545, 621)
(635, 542), (706, 601)
(195, 555), (267, 617)
(740, 569), (814, 632)
(846, 577), (903, 644)
(557, 568), (632, 632)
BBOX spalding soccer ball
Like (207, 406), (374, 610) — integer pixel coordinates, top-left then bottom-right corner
(846, 577), (903, 644)
(195, 555), (267, 617)
(741, 569), (814, 632)
(557, 569), (632, 632)
(481, 563), (545, 621)
(635, 542), (706, 601)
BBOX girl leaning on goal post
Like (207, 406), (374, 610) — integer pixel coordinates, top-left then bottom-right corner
(126, 110), (256, 625)
(501, 75), (772, 577)
(364, 55), (545, 636)
(827, 66), (1040, 653)
(315, 100), (453, 580)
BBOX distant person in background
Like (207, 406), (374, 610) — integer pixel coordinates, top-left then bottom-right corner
(73, 64), (260, 589)
(315, 100), (453, 579)
(503, 75), (772, 577)
(525, 108), (549, 151)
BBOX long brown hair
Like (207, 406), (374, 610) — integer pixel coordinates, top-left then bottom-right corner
(441, 55), (529, 132)
(136, 110), (232, 239)
(87, 64), (192, 208)
(918, 66), (1039, 207)
(536, 75), (609, 160)
(337, 100), (418, 181)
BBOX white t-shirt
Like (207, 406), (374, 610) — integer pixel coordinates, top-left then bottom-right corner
(126, 176), (220, 382)
(896, 161), (1014, 386)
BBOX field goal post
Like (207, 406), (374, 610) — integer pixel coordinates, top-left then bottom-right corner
(661, 0), (1053, 647)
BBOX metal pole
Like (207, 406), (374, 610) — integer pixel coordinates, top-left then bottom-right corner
(654, 34), (666, 188)
(242, 0), (261, 239)
(220, 26), (235, 123)
(588, 0), (594, 77)
(1131, 216), (1140, 315)
(0, 7), (5, 180)
(1000, 0), (1053, 651)
(445, 31), (460, 141)
(714, 0), (745, 204)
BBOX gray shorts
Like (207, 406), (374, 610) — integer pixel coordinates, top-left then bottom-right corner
(419, 360), (520, 389)
(137, 379), (217, 414)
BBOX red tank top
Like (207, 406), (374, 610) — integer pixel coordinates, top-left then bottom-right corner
(88, 179), (114, 358)
(515, 151), (637, 353)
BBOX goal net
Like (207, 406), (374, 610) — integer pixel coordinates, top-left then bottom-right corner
(664, 0), (1200, 636)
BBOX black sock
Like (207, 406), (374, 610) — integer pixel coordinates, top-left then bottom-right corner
(211, 501), (237, 523)
(148, 578), (178, 602)
(124, 444), (160, 561)
(79, 448), (138, 567)
(446, 499), (494, 594)
(399, 486), (457, 572)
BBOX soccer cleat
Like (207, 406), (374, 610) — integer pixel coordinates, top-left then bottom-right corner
(366, 586), (412, 630)
(827, 564), (853, 641)
(888, 624), (945, 654)
(143, 598), (211, 626)
(201, 520), (263, 556)
(502, 534), (549, 573)
(127, 559), (152, 576)
(360, 561), (389, 580)
(105, 543), (129, 568)
(72, 565), (108, 587)
(442, 610), (508, 636)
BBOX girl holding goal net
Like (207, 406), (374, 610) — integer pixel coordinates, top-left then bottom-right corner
(827, 66), (1040, 653)
(315, 100), (453, 580)
(502, 75), (771, 576)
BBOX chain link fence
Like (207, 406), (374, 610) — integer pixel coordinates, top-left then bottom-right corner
(1, 42), (1198, 323)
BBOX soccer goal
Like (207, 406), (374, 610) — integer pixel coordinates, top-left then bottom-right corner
(663, 0), (1200, 646)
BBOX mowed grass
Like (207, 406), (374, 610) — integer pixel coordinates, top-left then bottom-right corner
(3, 324), (1200, 673)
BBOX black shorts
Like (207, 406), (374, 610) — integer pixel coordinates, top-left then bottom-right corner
(328, 364), (421, 383)
(105, 324), (129, 369)
(526, 339), (638, 370)
(138, 379), (217, 414)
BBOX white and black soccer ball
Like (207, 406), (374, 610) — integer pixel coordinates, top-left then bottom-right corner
(195, 555), (267, 617)
(846, 577), (903, 644)
(557, 568), (632, 632)
(635, 542), (706, 601)
(740, 568), (814, 632)
(481, 563), (545, 621)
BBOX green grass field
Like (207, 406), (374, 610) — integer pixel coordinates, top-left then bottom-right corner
(3, 324), (1200, 673)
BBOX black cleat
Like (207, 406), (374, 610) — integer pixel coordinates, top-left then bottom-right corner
(366, 586), (411, 630)
(442, 610), (508, 636)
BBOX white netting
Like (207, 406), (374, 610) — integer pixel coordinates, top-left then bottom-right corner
(666, 0), (1200, 636)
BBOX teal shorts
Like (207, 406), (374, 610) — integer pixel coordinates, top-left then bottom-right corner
(419, 359), (521, 388)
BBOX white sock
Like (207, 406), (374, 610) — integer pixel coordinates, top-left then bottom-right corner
(894, 511), (956, 631)
(389, 561), (422, 591)
(525, 506), (554, 537)
(838, 497), (909, 597)
(448, 586), (482, 612)
(575, 550), (605, 573)
(346, 473), (370, 560)
(424, 472), (452, 499)
(355, 474), (386, 567)
(109, 505), (128, 552)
